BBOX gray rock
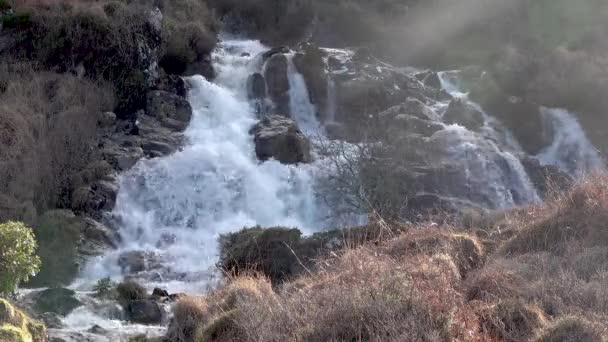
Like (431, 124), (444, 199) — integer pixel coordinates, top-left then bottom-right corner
(118, 251), (162, 274)
(251, 115), (311, 164)
(145, 90), (193, 132)
(264, 54), (290, 115)
(126, 300), (163, 325)
(79, 218), (118, 255)
(142, 141), (175, 157)
(33, 288), (82, 316)
(443, 98), (485, 131)
(71, 180), (118, 218)
(247, 73), (266, 100)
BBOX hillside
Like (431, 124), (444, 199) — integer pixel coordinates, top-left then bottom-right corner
(0, 0), (607, 341)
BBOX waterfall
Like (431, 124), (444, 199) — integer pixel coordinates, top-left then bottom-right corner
(537, 107), (604, 176)
(286, 54), (322, 134)
(80, 40), (326, 292)
(435, 71), (540, 206)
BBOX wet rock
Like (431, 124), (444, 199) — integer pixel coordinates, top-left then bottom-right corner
(33, 288), (82, 316)
(87, 325), (109, 335)
(262, 46), (290, 61)
(152, 288), (169, 298)
(443, 98), (485, 131)
(247, 73), (266, 100)
(293, 43), (328, 120)
(389, 114), (444, 138)
(251, 115), (311, 164)
(40, 312), (63, 329)
(263, 53), (290, 115)
(145, 90), (193, 132)
(415, 70), (441, 89)
(154, 74), (187, 97)
(102, 144), (144, 171)
(71, 180), (119, 218)
(80, 218), (118, 255)
(380, 99), (440, 122)
(126, 300), (163, 325)
(118, 251), (162, 274)
(142, 140), (175, 157)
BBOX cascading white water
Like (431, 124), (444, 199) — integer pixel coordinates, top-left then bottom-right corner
(81, 40), (326, 291)
(537, 107), (604, 176)
(435, 71), (540, 206)
(286, 54), (323, 134)
(54, 39), (345, 341)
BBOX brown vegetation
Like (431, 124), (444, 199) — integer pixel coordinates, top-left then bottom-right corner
(169, 174), (608, 341)
(0, 62), (114, 219)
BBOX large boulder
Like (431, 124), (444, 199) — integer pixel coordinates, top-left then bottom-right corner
(443, 98), (485, 131)
(247, 73), (266, 100)
(292, 44), (328, 121)
(263, 54), (290, 115)
(71, 180), (119, 219)
(126, 300), (163, 325)
(251, 115), (311, 164)
(145, 90), (193, 132)
(33, 288), (82, 316)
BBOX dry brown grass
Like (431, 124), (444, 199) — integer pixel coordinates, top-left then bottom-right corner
(0, 62), (113, 218)
(168, 174), (608, 342)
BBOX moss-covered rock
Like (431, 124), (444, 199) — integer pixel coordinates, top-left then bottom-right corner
(0, 298), (47, 342)
(219, 224), (400, 283)
(33, 288), (81, 316)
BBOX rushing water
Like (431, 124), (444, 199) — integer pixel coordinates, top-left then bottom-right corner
(537, 107), (604, 176)
(52, 44), (605, 341)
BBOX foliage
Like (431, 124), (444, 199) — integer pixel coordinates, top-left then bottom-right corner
(116, 280), (147, 307)
(28, 211), (82, 287)
(94, 277), (115, 297)
(0, 222), (40, 295)
(0, 298), (46, 342)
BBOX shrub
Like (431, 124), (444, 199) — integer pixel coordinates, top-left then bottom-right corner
(160, 22), (215, 76)
(479, 300), (547, 342)
(93, 277), (115, 297)
(27, 210), (82, 287)
(116, 281), (147, 307)
(0, 62), (113, 214)
(535, 316), (606, 342)
(0, 221), (40, 295)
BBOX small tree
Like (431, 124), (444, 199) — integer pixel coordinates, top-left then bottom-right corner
(0, 221), (41, 295)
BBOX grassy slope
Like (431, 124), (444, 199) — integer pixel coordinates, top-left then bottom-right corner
(168, 174), (608, 341)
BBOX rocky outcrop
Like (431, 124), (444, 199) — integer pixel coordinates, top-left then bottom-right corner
(33, 288), (81, 316)
(378, 100), (443, 139)
(126, 300), (163, 325)
(145, 90), (193, 132)
(247, 73), (266, 100)
(264, 53), (290, 115)
(443, 98), (485, 131)
(293, 43), (328, 121)
(251, 115), (311, 164)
